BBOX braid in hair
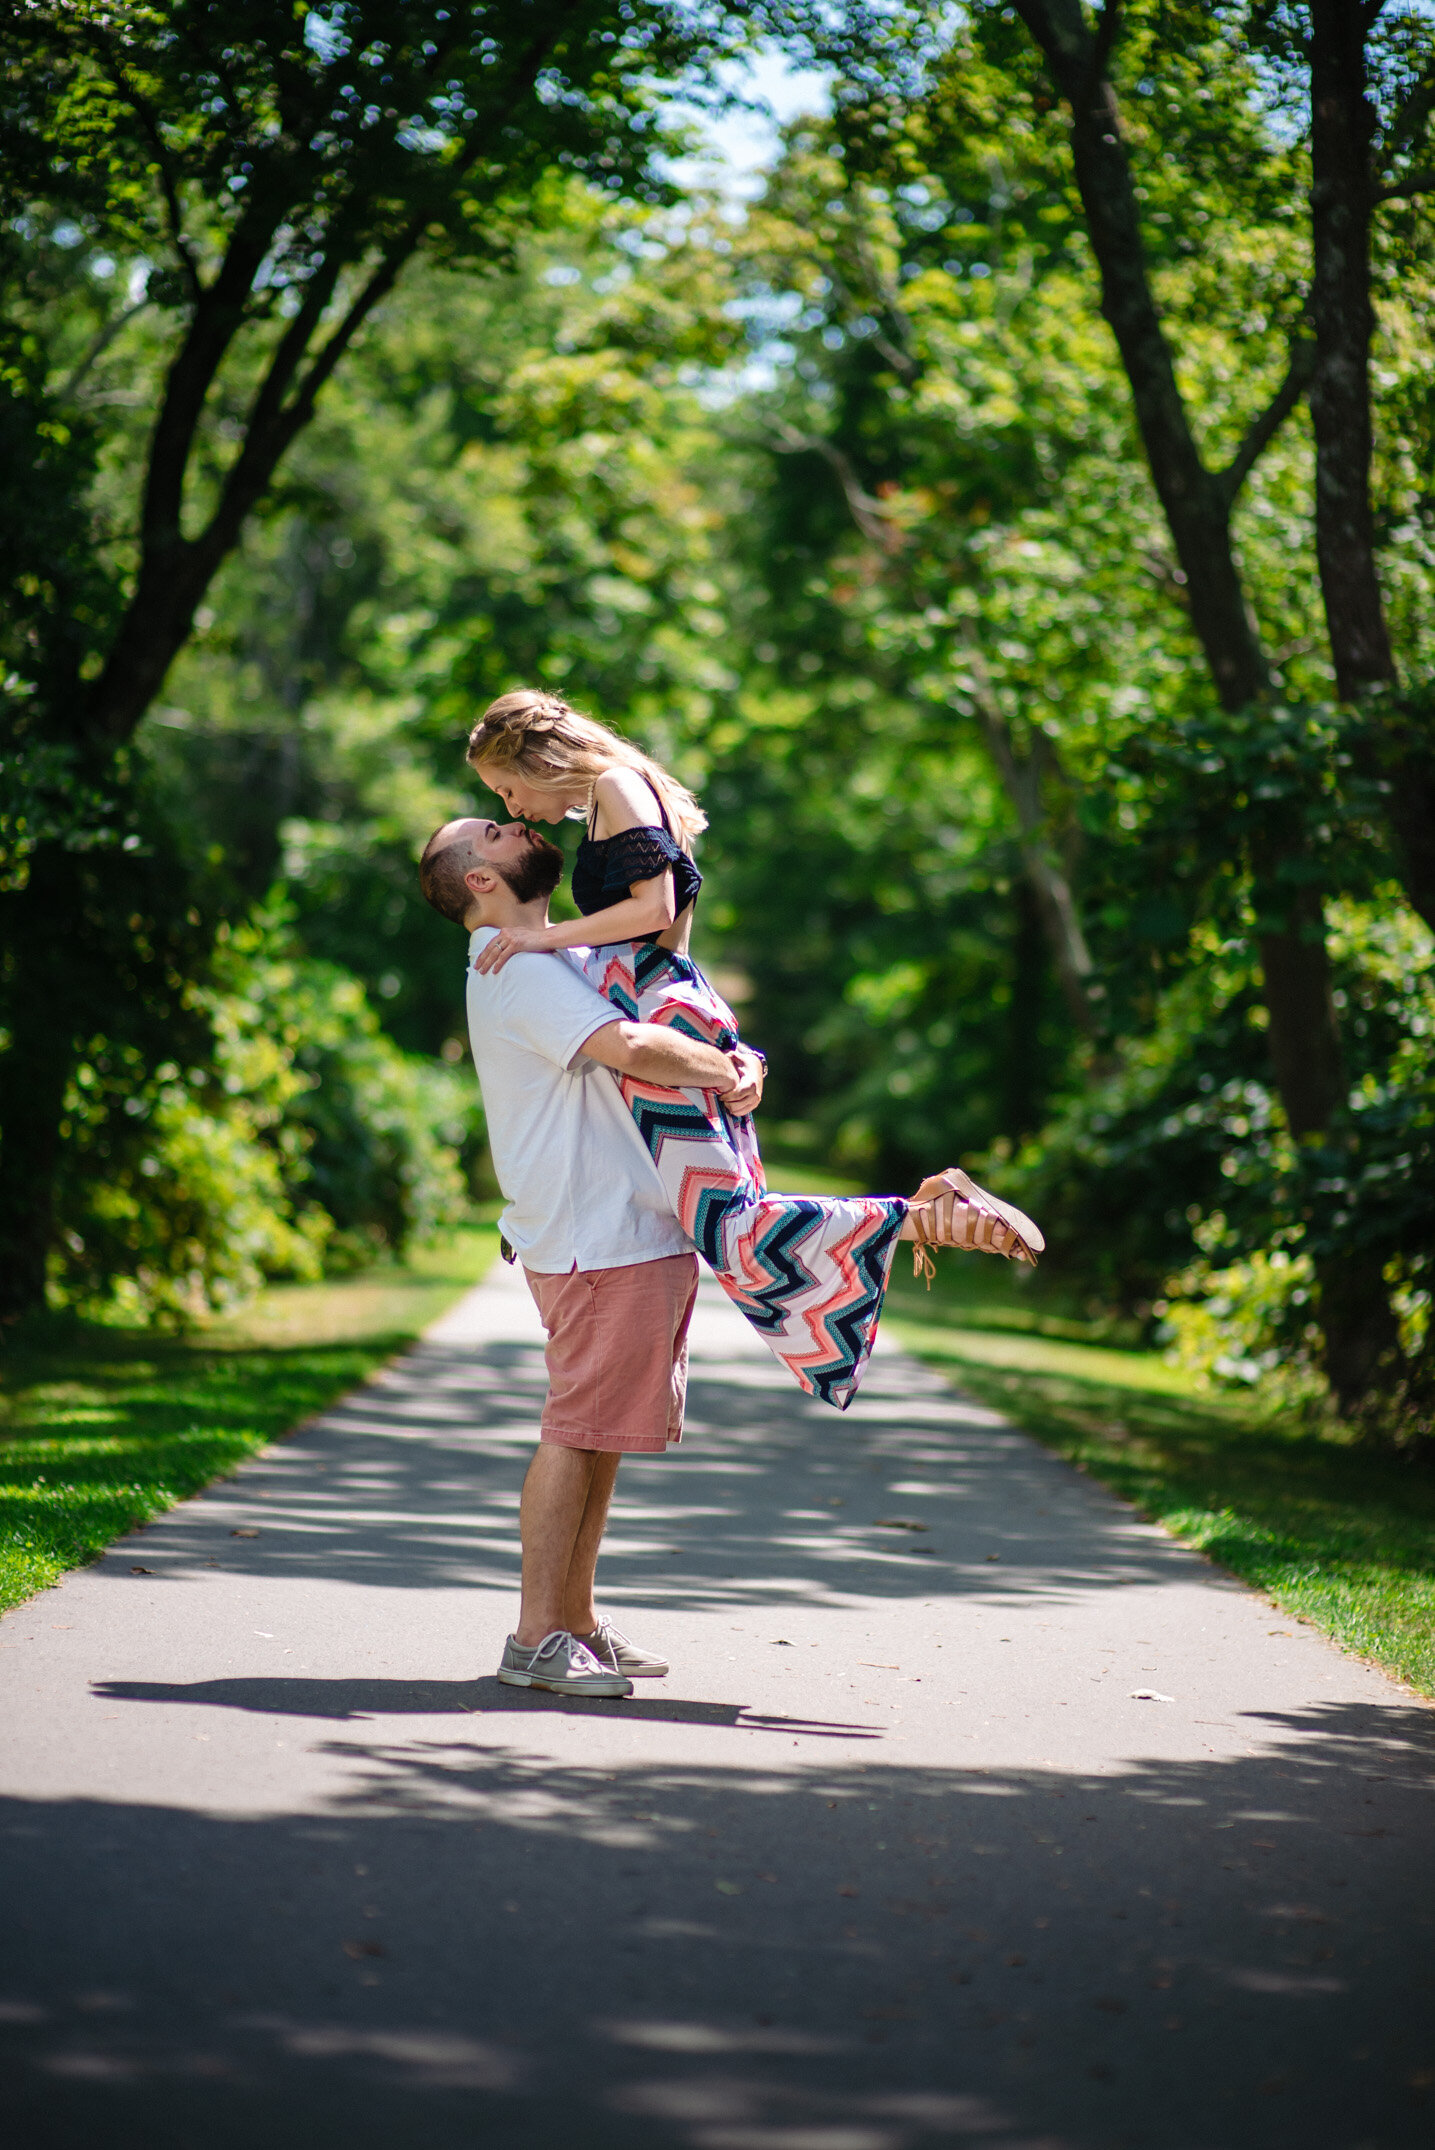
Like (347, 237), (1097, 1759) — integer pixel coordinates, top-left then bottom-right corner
(466, 688), (707, 850)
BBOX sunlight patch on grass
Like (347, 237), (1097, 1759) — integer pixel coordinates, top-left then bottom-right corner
(889, 1302), (1435, 1702)
(0, 1226), (499, 1614)
(885, 1315), (1192, 1393)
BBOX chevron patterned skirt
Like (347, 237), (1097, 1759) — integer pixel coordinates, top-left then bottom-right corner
(579, 942), (906, 1411)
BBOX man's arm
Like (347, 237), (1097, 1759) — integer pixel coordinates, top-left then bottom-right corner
(581, 1019), (743, 1095)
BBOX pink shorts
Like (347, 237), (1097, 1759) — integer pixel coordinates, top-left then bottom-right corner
(524, 1253), (700, 1454)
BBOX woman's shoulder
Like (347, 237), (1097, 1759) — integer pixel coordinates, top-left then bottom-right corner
(592, 763), (664, 836)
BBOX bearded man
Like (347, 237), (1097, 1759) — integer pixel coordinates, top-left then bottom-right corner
(419, 816), (763, 1697)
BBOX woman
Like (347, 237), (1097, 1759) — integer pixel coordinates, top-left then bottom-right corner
(467, 688), (1041, 1411)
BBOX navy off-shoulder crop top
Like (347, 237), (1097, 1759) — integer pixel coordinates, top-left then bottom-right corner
(570, 794), (702, 940)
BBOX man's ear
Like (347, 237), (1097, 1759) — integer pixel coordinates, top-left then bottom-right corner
(464, 861), (498, 898)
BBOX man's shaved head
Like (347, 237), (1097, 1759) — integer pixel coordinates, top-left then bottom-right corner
(420, 819), (484, 925)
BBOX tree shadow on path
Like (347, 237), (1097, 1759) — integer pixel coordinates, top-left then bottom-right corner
(105, 1326), (1199, 1617)
(3, 1697), (1433, 2150)
(93, 1674), (881, 1738)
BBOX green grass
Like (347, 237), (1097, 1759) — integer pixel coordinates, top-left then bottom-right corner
(0, 1225), (499, 1614)
(884, 1255), (1435, 1701)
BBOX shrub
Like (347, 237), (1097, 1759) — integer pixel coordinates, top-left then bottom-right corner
(49, 908), (481, 1319)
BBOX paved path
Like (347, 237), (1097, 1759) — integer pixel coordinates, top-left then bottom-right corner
(2, 1264), (1433, 2149)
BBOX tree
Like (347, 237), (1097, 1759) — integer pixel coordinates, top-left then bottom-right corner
(992, 0), (1403, 1401)
(0, 0), (746, 1315)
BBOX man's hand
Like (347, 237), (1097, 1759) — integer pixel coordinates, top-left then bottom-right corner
(722, 1045), (765, 1116)
(474, 924), (553, 975)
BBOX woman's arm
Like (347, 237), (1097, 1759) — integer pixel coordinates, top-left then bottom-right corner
(471, 870), (675, 972)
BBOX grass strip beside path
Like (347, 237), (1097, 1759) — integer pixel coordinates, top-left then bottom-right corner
(885, 1274), (1435, 1703)
(0, 1228), (498, 1615)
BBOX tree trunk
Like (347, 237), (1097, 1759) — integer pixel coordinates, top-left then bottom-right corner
(1012, 0), (1268, 705)
(1308, 0), (1394, 700)
(1006, 876), (1048, 1136)
(0, 853), (84, 1318)
(1306, 1), (1435, 934)
(1251, 879), (1342, 1139)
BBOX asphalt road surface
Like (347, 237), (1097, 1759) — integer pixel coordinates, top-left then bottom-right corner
(2, 1261), (1432, 2150)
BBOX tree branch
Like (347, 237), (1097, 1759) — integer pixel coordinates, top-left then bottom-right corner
(194, 230), (418, 575)
(1214, 335), (1316, 509)
(58, 296), (151, 401)
(764, 423), (904, 551)
(80, 24), (202, 301)
(1379, 56), (1435, 170)
(138, 208), (276, 549)
(1083, 1), (1124, 102)
(957, 633), (1100, 1035)
(1374, 169), (1435, 203)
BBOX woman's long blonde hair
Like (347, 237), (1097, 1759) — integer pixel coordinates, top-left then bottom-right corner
(467, 690), (707, 853)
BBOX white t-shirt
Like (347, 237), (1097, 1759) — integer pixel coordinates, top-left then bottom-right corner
(464, 927), (693, 1275)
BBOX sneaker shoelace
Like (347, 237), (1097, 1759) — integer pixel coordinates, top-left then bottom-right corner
(532, 1629), (603, 1673)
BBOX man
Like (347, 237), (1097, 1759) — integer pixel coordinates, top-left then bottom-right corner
(419, 815), (763, 1699)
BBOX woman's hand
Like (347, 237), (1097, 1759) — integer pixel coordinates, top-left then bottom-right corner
(721, 1044), (766, 1115)
(474, 924), (553, 975)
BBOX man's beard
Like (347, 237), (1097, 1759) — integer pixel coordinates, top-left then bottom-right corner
(497, 828), (565, 905)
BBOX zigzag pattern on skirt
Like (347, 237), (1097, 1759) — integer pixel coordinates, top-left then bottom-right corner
(725, 1198), (903, 1406)
(582, 937), (904, 1410)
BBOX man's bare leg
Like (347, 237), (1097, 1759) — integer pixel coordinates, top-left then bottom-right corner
(561, 1451), (621, 1637)
(516, 1443), (602, 1646)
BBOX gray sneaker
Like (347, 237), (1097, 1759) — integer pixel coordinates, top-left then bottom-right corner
(497, 1630), (632, 1697)
(579, 1615), (669, 1680)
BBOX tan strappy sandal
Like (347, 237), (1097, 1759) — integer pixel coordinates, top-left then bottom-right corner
(906, 1167), (1044, 1283)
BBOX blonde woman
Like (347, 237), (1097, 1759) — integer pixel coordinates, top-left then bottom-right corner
(467, 688), (1041, 1410)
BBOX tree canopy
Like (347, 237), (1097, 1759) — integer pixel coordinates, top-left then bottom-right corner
(3, 0), (1434, 1436)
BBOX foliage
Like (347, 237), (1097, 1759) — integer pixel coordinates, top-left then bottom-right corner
(48, 907), (479, 1321)
(0, 1228), (497, 1611)
(3, 0), (1435, 1429)
(0, 0), (760, 1315)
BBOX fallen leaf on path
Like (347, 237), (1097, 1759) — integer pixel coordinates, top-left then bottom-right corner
(858, 1661), (899, 1670)
(130, 1566), (154, 1575)
(874, 1518), (928, 1531)
(838, 1885), (859, 1898)
(714, 1880), (743, 1896)
(771, 1639), (793, 1647)
(343, 1940), (385, 1959)
(983, 1554), (1001, 1562)
(231, 1528), (259, 1539)
(1130, 1690), (1174, 1703)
